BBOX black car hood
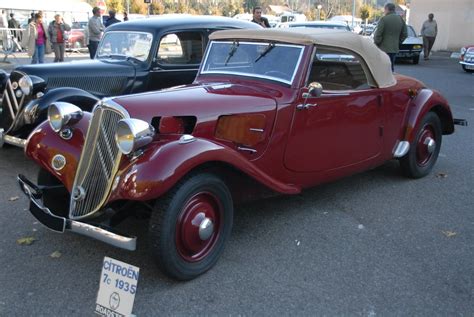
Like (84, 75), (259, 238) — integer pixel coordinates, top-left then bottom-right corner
(16, 58), (137, 98)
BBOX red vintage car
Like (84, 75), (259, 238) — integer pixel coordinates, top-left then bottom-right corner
(18, 29), (466, 280)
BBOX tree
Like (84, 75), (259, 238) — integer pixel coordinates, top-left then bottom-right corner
(359, 4), (371, 21)
(106, 0), (124, 13)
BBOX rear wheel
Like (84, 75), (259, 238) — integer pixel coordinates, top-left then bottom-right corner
(148, 173), (233, 280)
(400, 112), (442, 178)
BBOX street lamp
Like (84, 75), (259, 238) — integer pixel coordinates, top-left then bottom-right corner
(317, 4), (322, 20)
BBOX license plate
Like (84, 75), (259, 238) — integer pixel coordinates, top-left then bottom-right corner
(466, 64), (474, 70)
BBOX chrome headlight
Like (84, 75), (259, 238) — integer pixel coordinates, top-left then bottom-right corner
(115, 118), (155, 155)
(48, 102), (84, 132)
(18, 76), (33, 95)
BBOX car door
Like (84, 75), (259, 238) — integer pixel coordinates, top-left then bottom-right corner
(147, 30), (205, 91)
(284, 47), (384, 173)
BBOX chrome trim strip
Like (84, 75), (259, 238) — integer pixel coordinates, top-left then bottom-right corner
(393, 141), (410, 158)
(3, 84), (16, 119)
(68, 220), (136, 251)
(150, 68), (198, 72)
(7, 80), (20, 111)
(249, 128), (264, 132)
(237, 146), (257, 153)
(460, 61), (474, 66)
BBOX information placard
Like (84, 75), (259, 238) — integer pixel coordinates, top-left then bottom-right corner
(95, 257), (139, 317)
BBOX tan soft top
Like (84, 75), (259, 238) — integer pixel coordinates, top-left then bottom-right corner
(209, 28), (396, 88)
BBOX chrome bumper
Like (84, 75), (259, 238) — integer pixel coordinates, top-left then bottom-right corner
(17, 174), (137, 251)
(0, 128), (27, 148)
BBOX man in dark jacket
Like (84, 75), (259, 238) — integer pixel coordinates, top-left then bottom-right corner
(105, 10), (121, 28)
(251, 6), (270, 28)
(374, 3), (407, 71)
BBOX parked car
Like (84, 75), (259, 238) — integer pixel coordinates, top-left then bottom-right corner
(372, 24), (423, 64)
(459, 45), (474, 72)
(277, 21), (351, 31)
(65, 22), (88, 52)
(0, 15), (260, 148)
(17, 28), (466, 280)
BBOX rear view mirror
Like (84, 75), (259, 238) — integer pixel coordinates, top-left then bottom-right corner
(307, 82), (323, 98)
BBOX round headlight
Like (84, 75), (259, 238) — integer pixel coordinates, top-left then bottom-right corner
(18, 76), (33, 95)
(115, 119), (155, 155)
(48, 102), (83, 132)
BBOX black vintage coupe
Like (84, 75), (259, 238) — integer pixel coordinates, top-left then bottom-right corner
(0, 15), (260, 148)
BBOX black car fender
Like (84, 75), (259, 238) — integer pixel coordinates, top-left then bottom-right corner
(31, 87), (100, 125)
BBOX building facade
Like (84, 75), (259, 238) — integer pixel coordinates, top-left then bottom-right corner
(409, 0), (474, 51)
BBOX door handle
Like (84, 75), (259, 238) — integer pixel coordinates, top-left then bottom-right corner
(296, 103), (318, 110)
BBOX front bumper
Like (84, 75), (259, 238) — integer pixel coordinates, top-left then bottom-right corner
(460, 61), (474, 70)
(0, 128), (27, 148)
(396, 50), (422, 58)
(17, 174), (137, 251)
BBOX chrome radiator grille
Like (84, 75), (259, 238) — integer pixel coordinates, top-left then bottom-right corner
(1, 73), (27, 131)
(69, 102), (129, 219)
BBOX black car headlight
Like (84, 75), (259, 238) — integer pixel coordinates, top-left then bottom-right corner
(48, 102), (83, 132)
(18, 76), (33, 95)
(115, 118), (155, 155)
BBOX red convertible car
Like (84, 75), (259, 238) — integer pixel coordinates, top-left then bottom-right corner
(18, 29), (466, 280)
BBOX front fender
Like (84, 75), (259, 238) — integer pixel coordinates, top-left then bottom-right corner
(33, 87), (99, 123)
(111, 138), (300, 202)
(404, 88), (454, 142)
(25, 113), (91, 191)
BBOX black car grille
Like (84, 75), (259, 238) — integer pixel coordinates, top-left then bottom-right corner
(0, 71), (29, 132)
(69, 101), (128, 219)
(47, 76), (127, 96)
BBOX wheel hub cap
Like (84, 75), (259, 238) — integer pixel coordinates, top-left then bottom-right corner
(198, 217), (214, 241)
(424, 137), (436, 154)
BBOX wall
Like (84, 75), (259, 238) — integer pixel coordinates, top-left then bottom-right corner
(409, 0), (474, 51)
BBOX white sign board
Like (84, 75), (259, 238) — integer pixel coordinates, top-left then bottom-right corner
(96, 257), (139, 317)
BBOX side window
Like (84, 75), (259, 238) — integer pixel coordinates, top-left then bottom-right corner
(307, 47), (370, 91)
(157, 32), (203, 65)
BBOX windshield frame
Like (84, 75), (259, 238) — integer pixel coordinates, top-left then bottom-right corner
(200, 40), (305, 85)
(96, 31), (154, 62)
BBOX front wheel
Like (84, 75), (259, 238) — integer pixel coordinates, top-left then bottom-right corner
(148, 173), (233, 280)
(400, 112), (442, 178)
(413, 55), (420, 64)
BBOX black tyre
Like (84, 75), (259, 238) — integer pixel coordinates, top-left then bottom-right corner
(413, 55), (420, 64)
(148, 173), (233, 280)
(400, 112), (442, 178)
(37, 169), (70, 217)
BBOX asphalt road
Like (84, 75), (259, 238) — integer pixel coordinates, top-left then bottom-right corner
(0, 53), (473, 316)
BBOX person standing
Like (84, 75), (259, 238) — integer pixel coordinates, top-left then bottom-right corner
(251, 6), (270, 28)
(26, 13), (50, 64)
(123, 12), (128, 21)
(420, 13), (438, 60)
(374, 3), (407, 72)
(105, 10), (121, 27)
(87, 7), (104, 59)
(8, 13), (21, 44)
(48, 14), (71, 62)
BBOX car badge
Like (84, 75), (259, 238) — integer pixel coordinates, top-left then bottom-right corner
(51, 154), (67, 171)
(72, 186), (86, 201)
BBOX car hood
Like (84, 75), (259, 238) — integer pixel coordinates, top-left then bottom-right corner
(16, 59), (137, 97)
(112, 82), (278, 122)
(403, 36), (423, 45)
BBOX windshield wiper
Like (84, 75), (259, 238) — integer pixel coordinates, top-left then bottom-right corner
(224, 41), (239, 66)
(255, 43), (275, 63)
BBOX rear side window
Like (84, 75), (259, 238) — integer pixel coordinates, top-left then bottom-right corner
(157, 32), (203, 65)
(307, 47), (370, 90)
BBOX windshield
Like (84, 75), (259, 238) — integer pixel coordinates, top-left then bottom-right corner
(201, 41), (304, 84)
(97, 31), (153, 62)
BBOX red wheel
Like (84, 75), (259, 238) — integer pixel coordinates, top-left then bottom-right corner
(149, 173), (233, 280)
(400, 112), (442, 178)
(175, 192), (223, 262)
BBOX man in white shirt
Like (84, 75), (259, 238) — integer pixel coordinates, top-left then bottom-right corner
(420, 13), (438, 60)
(87, 7), (105, 59)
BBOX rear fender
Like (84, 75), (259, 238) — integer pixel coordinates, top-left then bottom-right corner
(112, 138), (300, 202)
(404, 88), (454, 142)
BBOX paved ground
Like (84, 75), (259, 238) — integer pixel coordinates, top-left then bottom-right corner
(1, 50), (90, 72)
(0, 52), (473, 316)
